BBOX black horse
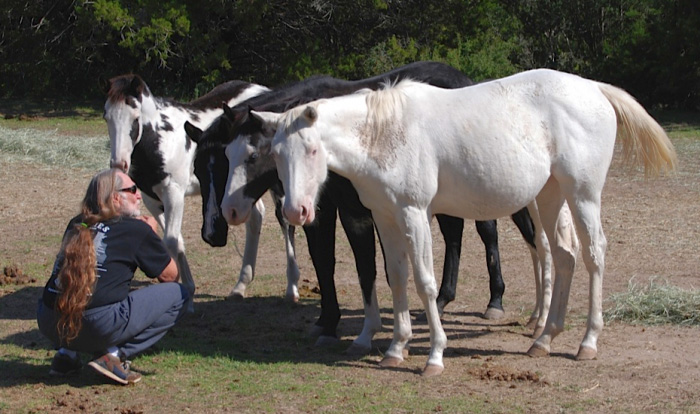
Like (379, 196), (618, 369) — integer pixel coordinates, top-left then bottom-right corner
(186, 61), (537, 353)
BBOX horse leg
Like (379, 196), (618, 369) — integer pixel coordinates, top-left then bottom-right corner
(337, 202), (379, 355)
(522, 202), (554, 338)
(435, 215), (464, 317)
(159, 188), (195, 313)
(273, 193), (300, 302)
(400, 207), (446, 376)
(230, 198), (264, 299)
(528, 184), (582, 358)
(510, 207), (551, 334)
(303, 190), (340, 346)
(141, 194), (166, 232)
(372, 213), (413, 369)
(474, 219), (506, 320)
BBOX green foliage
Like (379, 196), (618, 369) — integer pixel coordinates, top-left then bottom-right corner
(0, 0), (697, 107)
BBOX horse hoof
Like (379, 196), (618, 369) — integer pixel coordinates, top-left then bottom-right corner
(345, 342), (371, 356)
(228, 290), (245, 301)
(421, 364), (444, 377)
(315, 335), (339, 347)
(527, 343), (550, 358)
(378, 356), (403, 368)
(576, 346), (597, 361)
(483, 307), (505, 320)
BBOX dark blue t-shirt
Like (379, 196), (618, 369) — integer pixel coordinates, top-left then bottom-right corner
(42, 215), (172, 309)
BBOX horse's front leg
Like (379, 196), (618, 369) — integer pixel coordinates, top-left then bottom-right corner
(402, 207), (446, 377)
(159, 185), (195, 312)
(230, 198), (264, 299)
(372, 214), (412, 368)
(273, 193), (300, 303)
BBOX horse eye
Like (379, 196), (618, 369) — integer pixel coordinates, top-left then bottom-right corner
(246, 152), (259, 164)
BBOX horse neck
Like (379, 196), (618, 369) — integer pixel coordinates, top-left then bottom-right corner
(315, 97), (369, 178)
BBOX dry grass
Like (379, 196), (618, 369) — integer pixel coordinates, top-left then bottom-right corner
(605, 277), (700, 326)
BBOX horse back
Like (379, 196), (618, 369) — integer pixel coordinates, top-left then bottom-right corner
(189, 80), (259, 110)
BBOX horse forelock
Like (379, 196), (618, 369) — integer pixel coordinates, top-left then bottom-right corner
(107, 74), (149, 104)
(281, 104), (317, 136)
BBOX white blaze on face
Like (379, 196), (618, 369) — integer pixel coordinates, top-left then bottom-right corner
(104, 99), (142, 172)
(221, 137), (254, 225)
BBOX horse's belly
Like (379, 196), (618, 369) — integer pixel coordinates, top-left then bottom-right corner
(432, 161), (549, 220)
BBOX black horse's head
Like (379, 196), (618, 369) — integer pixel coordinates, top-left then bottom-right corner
(186, 108), (236, 247)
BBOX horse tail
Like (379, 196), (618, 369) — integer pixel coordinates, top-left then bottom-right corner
(598, 83), (677, 177)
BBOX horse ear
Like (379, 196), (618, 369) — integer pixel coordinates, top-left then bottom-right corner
(130, 74), (147, 97)
(222, 103), (235, 120)
(184, 121), (203, 143)
(250, 111), (281, 129)
(98, 76), (110, 94)
(303, 106), (318, 124)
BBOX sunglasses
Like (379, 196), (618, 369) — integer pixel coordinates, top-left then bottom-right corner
(118, 184), (138, 194)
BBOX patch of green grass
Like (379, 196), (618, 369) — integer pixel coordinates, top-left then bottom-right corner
(604, 277), (700, 326)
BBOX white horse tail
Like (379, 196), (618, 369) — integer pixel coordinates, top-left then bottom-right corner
(598, 83), (678, 177)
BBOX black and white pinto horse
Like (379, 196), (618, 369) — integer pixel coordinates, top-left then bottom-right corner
(261, 70), (677, 375)
(185, 62), (549, 352)
(103, 75), (270, 309)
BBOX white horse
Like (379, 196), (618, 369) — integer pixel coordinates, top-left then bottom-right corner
(104, 75), (270, 309)
(254, 69), (677, 376)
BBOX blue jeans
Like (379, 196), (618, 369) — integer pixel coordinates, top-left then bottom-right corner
(38, 282), (188, 359)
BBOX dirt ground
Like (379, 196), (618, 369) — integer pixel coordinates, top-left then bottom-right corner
(1, 134), (699, 413)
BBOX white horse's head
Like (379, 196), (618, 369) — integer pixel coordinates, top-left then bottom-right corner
(253, 106), (328, 226)
(103, 74), (156, 172)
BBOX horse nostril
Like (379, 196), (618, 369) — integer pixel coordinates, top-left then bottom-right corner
(300, 205), (308, 222)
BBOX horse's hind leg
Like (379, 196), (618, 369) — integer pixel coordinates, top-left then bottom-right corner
(474, 219), (506, 320)
(273, 193), (300, 303)
(528, 189), (581, 358)
(435, 215), (464, 317)
(561, 196), (603, 361)
(230, 198), (264, 299)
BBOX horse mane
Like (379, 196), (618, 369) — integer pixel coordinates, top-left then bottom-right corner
(107, 74), (150, 103)
(364, 79), (414, 147)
